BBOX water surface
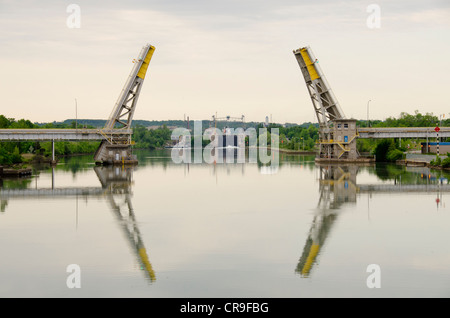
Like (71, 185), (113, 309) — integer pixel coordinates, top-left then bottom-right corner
(1, 149), (449, 297)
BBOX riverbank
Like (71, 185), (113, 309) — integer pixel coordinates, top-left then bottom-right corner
(275, 148), (316, 155)
(0, 152), (90, 178)
(261, 146), (317, 155)
(397, 158), (450, 171)
(315, 157), (376, 164)
(0, 165), (32, 177)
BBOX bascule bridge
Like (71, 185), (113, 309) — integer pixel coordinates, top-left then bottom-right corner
(0, 43), (155, 165)
(293, 46), (450, 162)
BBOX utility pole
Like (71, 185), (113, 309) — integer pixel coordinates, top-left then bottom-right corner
(75, 98), (78, 130)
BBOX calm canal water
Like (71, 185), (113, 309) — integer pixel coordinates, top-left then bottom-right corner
(1, 149), (450, 298)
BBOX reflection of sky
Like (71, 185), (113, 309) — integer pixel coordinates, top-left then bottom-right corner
(1, 152), (450, 297)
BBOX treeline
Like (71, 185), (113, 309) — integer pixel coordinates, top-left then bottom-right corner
(131, 122), (320, 151)
(255, 123), (319, 151)
(46, 119), (266, 130)
(106, 111), (450, 157)
(262, 110), (448, 154)
(133, 125), (172, 149)
(358, 111), (449, 128)
(357, 111), (450, 162)
(1, 110), (448, 165)
(0, 115), (38, 165)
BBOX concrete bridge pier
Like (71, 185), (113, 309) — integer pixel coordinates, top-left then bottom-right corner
(94, 141), (137, 166)
(51, 139), (57, 165)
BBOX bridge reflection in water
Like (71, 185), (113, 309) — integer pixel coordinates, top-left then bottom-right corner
(296, 163), (450, 278)
(0, 165), (156, 283)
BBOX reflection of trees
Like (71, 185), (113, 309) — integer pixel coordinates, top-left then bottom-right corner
(373, 163), (450, 185)
(1, 177), (33, 189)
(0, 199), (7, 212)
(0, 178), (33, 212)
(372, 163), (422, 183)
(57, 155), (95, 172)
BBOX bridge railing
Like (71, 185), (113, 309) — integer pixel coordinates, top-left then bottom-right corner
(357, 127), (450, 138)
(0, 128), (133, 142)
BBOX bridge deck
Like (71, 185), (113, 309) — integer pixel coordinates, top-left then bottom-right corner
(1, 184), (448, 199)
(358, 127), (450, 139)
(0, 129), (132, 141)
(358, 183), (450, 193)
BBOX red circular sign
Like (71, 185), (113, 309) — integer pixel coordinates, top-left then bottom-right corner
(435, 126), (440, 132)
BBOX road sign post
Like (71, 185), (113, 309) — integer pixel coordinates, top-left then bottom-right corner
(435, 126), (440, 156)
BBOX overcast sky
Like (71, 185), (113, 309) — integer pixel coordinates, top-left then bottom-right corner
(0, 0), (449, 124)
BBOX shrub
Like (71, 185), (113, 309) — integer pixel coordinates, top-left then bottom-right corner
(386, 149), (404, 162)
(430, 155), (441, 166)
(441, 156), (450, 168)
(375, 139), (398, 162)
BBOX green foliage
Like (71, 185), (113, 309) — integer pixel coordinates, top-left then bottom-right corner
(386, 149), (404, 162)
(374, 139), (392, 162)
(430, 153), (450, 168)
(430, 155), (442, 166)
(0, 115), (13, 128)
(357, 138), (377, 153)
(0, 116), (102, 164)
(374, 110), (438, 128)
(441, 156), (450, 168)
(132, 125), (172, 149)
(39, 141), (100, 157)
(0, 110), (445, 164)
(374, 139), (404, 162)
(0, 145), (22, 165)
(255, 123), (318, 151)
(40, 121), (95, 129)
(358, 111), (445, 160)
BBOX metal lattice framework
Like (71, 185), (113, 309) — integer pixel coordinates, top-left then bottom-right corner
(94, 44), (155, 164)
(293, 46), (345, 130)
(104, 44), (155, 131)
(294, 46), (350, 159)
(0, 43), (156, 164)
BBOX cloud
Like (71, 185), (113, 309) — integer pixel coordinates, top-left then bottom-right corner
(0, 0), (449, 123)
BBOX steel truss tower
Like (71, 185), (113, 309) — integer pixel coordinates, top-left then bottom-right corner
(293, 46), (358, 160)
(95, 44), (155, 164)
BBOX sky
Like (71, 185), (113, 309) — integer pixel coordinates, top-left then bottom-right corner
(0, 0), (449, 125)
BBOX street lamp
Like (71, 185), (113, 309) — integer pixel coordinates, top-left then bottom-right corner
(367, 100), (371, 127)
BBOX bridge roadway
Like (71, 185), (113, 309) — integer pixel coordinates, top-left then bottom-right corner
(0, 187), (114, 198)
(1, 127), (448, 141)
(358, 183), (450, 193)
(1, 183), (448, 199)
(358, 127), (450, 139)
(0, 128), (132, 141)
